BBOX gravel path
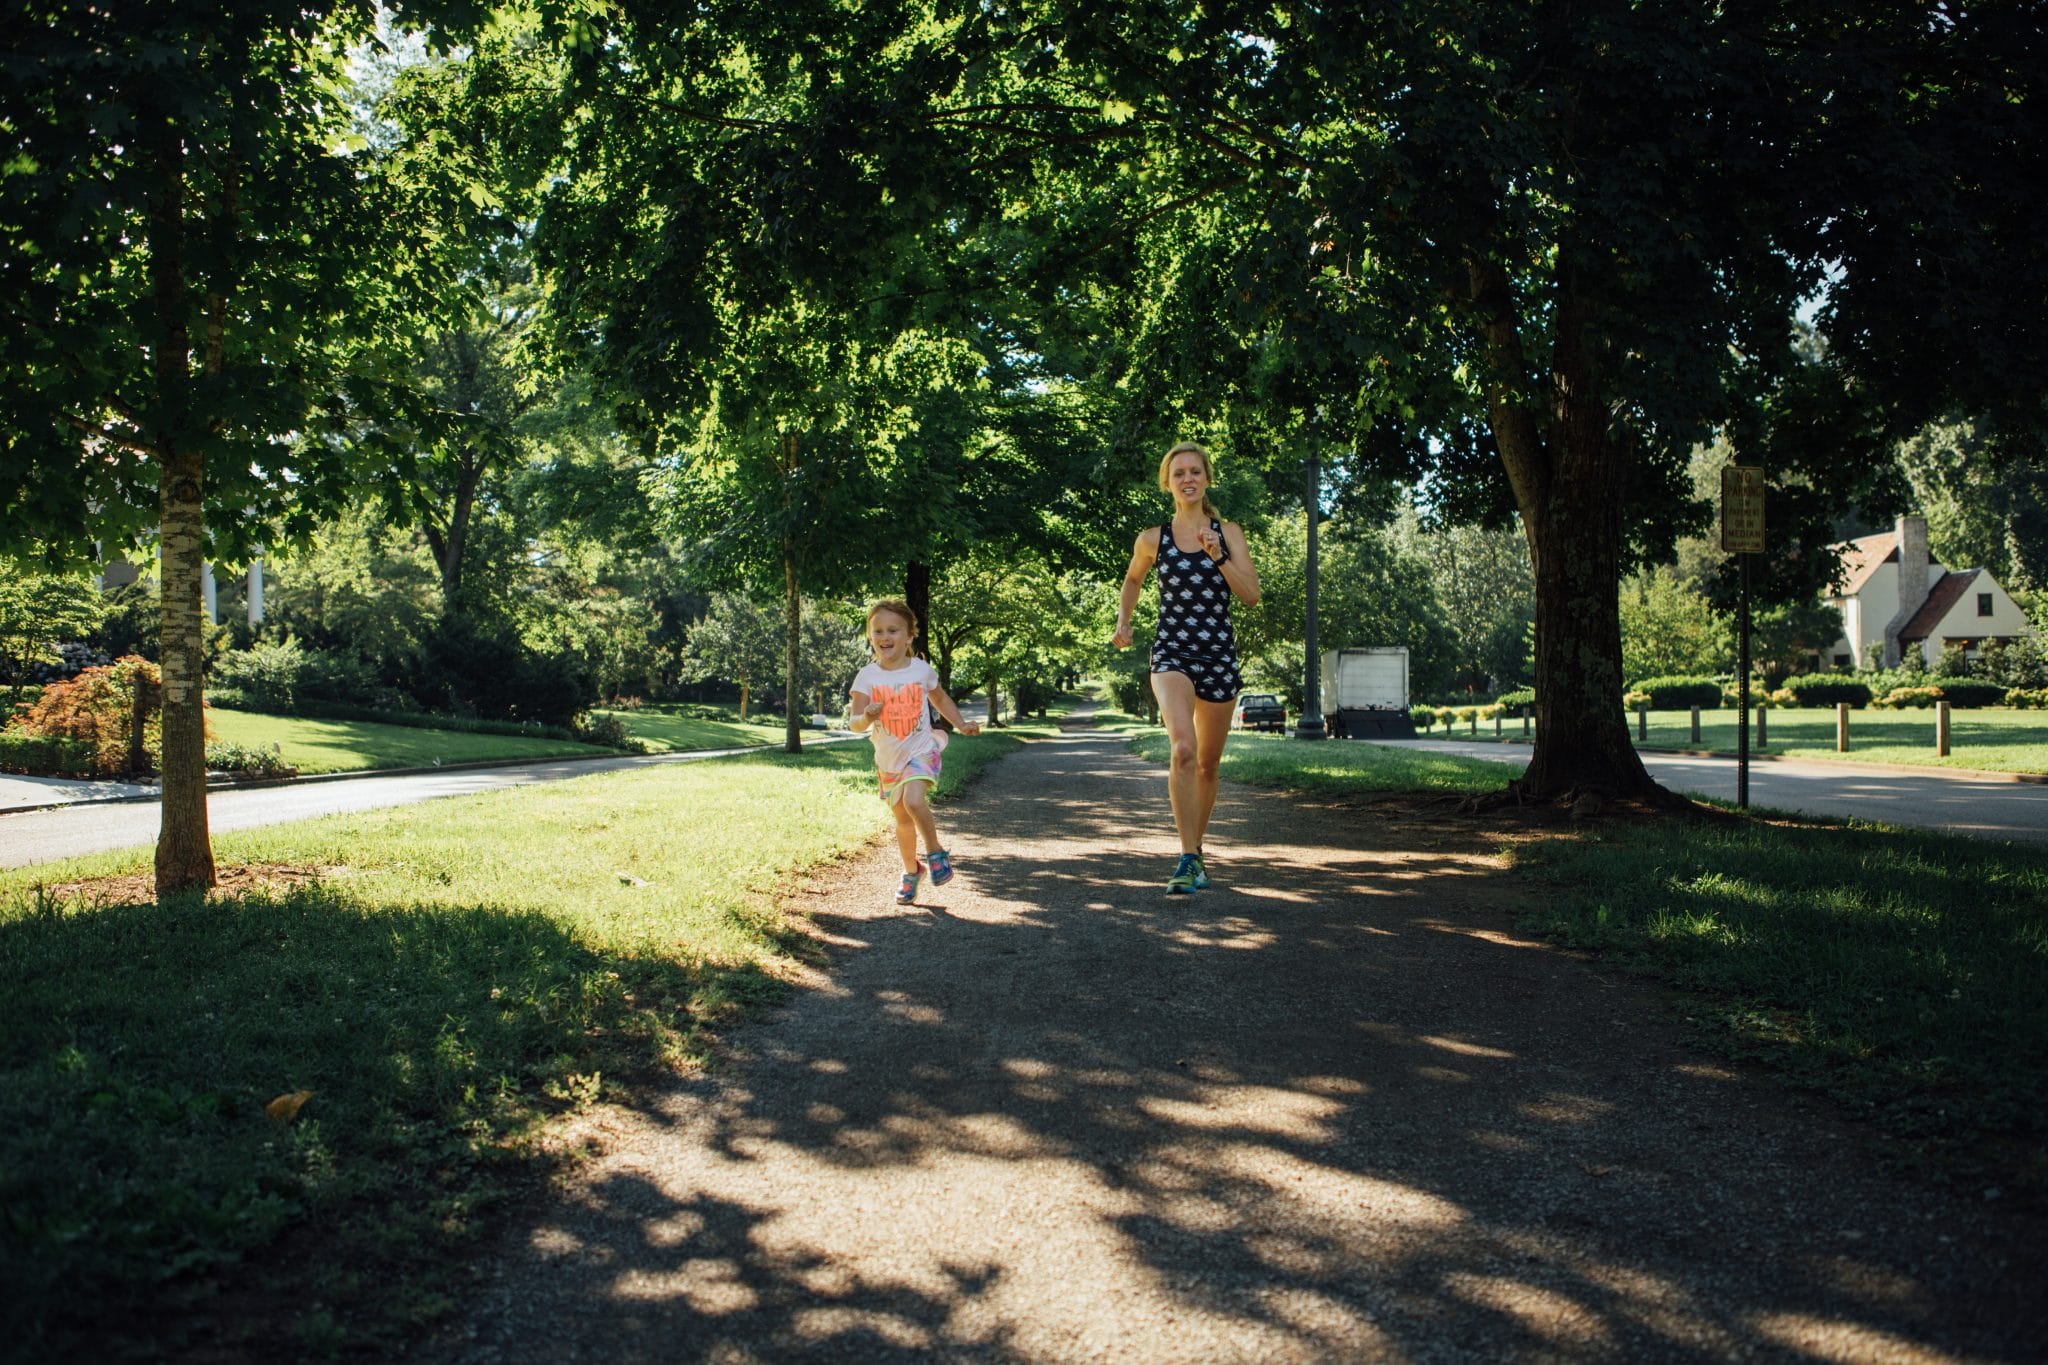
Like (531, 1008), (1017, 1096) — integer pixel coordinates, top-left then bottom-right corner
(422, 719), (2040, 1363)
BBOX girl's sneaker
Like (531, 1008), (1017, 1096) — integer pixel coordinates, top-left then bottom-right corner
(926, 849), (955, 886)
(896, 869), (922, 904)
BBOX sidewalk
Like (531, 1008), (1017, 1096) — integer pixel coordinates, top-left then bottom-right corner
(420, 718), (2040, 1362)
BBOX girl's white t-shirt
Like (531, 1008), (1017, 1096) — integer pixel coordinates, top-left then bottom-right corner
(851, 659), (941, 773)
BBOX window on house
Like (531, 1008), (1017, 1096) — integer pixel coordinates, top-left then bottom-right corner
(1833, 653), (1851, 669)
(1978, 592), (1994, 617)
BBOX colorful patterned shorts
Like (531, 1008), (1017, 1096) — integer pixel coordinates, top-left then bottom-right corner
(878, 746), (943, 806)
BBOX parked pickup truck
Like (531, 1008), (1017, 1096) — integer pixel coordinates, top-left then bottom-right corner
(1232, 692), (1287, 732)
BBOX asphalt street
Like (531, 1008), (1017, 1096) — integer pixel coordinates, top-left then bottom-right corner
(1394, 737), (2048, 844)
(4, 730), (2045, 872)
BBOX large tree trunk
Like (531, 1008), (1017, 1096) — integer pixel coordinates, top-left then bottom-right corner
(145, 115), (215, 894)
(1470, 254), (1664, 804)
(424, 452), (479, 609)
(906, 560), (931, 660)
(782, 541), (802, 754)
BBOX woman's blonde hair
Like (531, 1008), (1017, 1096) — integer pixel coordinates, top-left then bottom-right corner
(1157, 441), (1219, 519)
(865, 598), (918, 633)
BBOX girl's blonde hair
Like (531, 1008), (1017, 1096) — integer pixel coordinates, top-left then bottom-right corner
(1157, 441), (1219, 519)
(865, 598), (918, 633)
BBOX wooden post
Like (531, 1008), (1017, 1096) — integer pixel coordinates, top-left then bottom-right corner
(1637, 708), (1647, 742)
(1690, 706), (1701, 744)
(1468, 711), (1477, 736)
(1937, 700), (1951, 757)
(1836, 702), (1850, 752)
(1756, 705), (1768, 749)
(1494, 709), (1502, 738)
(1522, 706), (1531, 737)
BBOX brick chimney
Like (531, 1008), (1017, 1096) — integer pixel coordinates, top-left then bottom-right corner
(1882, 514), (1931, 666)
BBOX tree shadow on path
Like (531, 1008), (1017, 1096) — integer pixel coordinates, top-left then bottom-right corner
(424, 724), (2042, 1362)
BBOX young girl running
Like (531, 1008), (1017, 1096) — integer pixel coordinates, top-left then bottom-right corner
(849, 599), (980, 904)
(1112, 441), (1262, 893)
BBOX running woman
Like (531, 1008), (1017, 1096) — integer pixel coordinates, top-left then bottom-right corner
(1111, 441), (1262, 893)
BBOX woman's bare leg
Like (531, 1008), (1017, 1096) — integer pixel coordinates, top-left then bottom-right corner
(1151, 670), (1202, 855)
(1188, 697), (1234, 852)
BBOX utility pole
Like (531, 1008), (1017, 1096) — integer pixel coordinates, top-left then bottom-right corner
(1295, 442), (1327, 740)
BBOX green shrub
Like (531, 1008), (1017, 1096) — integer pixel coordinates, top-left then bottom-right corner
(1936, 679), (2005, 709)
(1410, 705), (1437, 730)
(1785, 673), (1874, 708)
(1495, 688), (1535, 711)
(1630, 675), (1723, 709)
(204, 741), (295, 777)
(1874, 686), (1942, 710)
(570, 711), (641, 750)
(0, 732), (95, 776)
(2005, 687), (2048, 709)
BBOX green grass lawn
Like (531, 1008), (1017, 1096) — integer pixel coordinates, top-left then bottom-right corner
(206, 709), (613, 775)
(0, 725), (1032, 1357)
(1124, 725), (2048, 1170)
(1419, 706), (2048, 774)
(598, 704), (794, 752)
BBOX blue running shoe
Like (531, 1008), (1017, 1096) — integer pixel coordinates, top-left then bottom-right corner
(1191, 854), (1210, 890)
(1167, 853), (1200, 894)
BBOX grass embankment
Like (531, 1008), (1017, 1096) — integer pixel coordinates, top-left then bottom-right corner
(205, 709), (613, 775)
(1425, 706), (2048, 774)
(596, 704), (793, 753)
(0, 725), (1031, 1358)
(1130, 728), (2048, 1169)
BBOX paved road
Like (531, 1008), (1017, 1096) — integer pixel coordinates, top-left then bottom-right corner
(0, 744), (835, 870)
(420, 720), (2039, 1363)
(1388, 738), (2048, 844)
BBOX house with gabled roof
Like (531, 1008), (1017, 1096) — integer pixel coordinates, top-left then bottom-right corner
(1824, 514), (2032, 669)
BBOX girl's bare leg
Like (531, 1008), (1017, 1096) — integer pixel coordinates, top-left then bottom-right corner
(903, 783), (942, 853)
(1151, 670), (1203, 854)
(1188, 697), (1235, 852)
(891, 799), (920, 873)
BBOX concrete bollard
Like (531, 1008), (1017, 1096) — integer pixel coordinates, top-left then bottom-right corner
(1690, 706), (1701, 744)
(1836, 701), (1850, 752)
(1937, 700), (1951, 757)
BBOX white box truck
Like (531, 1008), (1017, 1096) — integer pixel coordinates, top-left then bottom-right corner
(1320, 647), (1415, 739)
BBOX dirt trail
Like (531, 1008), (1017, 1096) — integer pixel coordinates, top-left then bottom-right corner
(422, 719), (2040, 1362)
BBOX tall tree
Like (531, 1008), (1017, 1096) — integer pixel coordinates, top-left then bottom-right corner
(1, 2), (482, 890)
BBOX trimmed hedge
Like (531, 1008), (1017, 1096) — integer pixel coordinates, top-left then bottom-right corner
(205, 691), (591, 744)
(0, 732), (96, 777)
(1495, 688), (1535, 711)
(1935, 680), (2005, 709)
(1630, 675), (1723, 710)
(1785, 673), (1874, 708)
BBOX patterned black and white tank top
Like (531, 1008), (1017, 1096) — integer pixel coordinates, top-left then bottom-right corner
(1149, 519), (1242, 702)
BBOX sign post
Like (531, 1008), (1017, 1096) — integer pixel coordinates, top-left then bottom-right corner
(1721, 467), (1766, 808)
